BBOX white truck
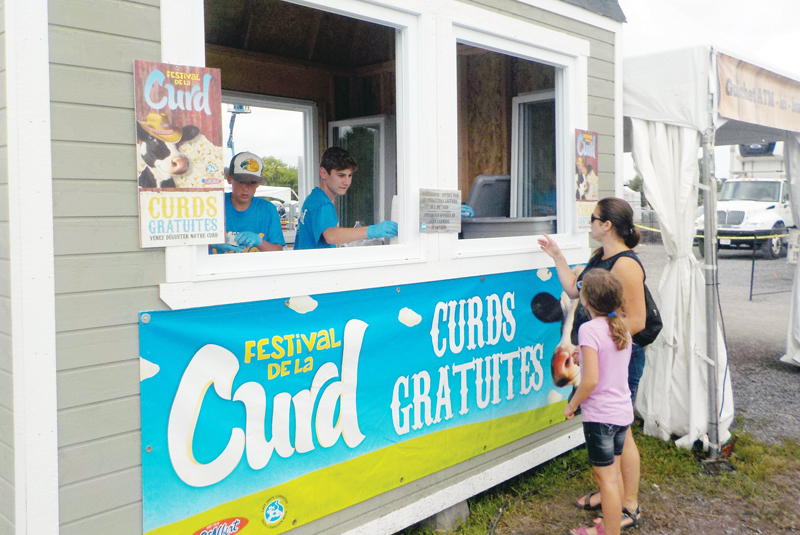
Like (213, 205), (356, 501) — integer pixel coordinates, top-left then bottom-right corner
(695, 178), (794, 258)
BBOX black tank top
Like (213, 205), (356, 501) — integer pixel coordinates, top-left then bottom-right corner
(570, 249), (645, 345)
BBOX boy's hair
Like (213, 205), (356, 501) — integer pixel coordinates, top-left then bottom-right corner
(580, 269), (629, 350)
(320, 147), (358, 173)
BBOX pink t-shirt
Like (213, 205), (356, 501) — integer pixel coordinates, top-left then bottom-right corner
(577, 317), (634, 426)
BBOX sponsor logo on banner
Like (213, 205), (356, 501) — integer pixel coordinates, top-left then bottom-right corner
(262, 496), (288, 528)
(192, 517), (248, 535)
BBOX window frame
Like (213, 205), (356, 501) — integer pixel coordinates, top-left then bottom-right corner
(510, 90), (557, 219)
(159, 0), (593, 309)
(221, 90), (319, 203)
(446, 23), (587, 259)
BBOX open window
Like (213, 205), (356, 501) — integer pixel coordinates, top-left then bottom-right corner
(456, 44), (562, 240)
(204, 0), (401, 252)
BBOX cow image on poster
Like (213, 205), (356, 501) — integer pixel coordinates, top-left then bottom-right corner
(137, 112), (200, 188)
(530, 266), (584, 391)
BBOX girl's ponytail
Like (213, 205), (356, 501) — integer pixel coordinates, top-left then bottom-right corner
(579, 270), (630, 350)
(606, 311), (630, 351)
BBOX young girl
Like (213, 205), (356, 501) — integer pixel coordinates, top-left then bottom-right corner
(565, 269), (634, 535)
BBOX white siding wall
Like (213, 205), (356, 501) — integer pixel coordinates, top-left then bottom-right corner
(0, 1), (14, 532)
(48, 0), (165, 533)
(48, 0), (619, 533)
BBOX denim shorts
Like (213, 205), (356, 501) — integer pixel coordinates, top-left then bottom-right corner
(583, 422), (629, 467)
(628, 343), (645, 398)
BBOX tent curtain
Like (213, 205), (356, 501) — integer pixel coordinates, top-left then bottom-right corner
(630, 118), (734, 448)
(783, 134), (800, 366)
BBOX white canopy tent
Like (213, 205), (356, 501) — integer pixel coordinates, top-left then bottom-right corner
(623, 46), (800, 454)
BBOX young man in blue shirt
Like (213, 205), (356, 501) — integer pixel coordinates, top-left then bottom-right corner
(294, 147), (397, 250)
(210, 151), (286, 254)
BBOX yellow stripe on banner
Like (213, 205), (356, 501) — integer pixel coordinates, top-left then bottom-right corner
(633, 224), (789, 240)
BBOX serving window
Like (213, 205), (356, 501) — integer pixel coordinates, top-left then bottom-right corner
(174, 0), (421, 281)
(160, 0), (590, 304)
(456, 44), (561, 240)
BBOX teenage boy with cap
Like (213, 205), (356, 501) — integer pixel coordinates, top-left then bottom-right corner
(294, 146), (398, 250)
(209, 151), (286, 254)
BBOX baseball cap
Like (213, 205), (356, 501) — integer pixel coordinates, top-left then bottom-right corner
(229, 152), (263, 183)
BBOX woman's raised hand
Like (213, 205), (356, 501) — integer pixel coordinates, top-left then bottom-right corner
(537, 233), (561, 259)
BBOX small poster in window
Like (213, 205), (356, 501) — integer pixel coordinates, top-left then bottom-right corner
(575, 129), (598, 231)
(133, 60), (225, 248)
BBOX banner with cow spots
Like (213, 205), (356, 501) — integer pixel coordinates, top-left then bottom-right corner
(139, 268), (574, 534)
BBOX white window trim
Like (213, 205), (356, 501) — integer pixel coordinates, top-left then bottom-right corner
(221, 90), (319, 200)
(328, 115), (394, 222)
(161, 0), (427, 300)
(441, 17), (589, 260)
(511, 90), (557, 218)
(159, 0), (595, 310)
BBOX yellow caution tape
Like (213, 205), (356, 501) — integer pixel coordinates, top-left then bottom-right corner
(633, 223), (789, 240)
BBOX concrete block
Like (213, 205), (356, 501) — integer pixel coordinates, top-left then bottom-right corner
(421, 500), (470, 531)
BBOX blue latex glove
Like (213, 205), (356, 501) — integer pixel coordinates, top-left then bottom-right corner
(211, 243), (244, 254)
(367, 220), (398, 239)
(235, 231), (263, 248)
(461, 204), (475, 218)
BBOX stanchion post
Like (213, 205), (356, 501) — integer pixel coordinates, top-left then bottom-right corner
(702, 127), (720, 460)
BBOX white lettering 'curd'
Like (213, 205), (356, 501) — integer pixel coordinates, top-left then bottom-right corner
(167, 320), (367, 487)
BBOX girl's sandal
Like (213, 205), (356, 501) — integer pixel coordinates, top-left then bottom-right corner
(573, 491), (602, 511)
(620, 505), (642, 530)
(592, 505), (641, 530)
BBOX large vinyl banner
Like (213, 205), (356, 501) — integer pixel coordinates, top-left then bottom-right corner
(140, 269), (572, 534)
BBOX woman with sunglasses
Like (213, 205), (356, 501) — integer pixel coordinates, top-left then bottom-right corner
(538, 197), (645, 533)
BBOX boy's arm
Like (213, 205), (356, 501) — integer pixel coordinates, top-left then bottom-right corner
(321, 220), (398, 245)
(563, 346), (598, 419)
(322, 226), (369, 245)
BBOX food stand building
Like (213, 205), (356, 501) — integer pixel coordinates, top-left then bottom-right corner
(1, 0), (626, 533)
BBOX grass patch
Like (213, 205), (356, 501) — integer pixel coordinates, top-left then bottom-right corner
(398, 419), (800, 534)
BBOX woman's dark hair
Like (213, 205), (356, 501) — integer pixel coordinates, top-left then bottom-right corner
(580, 269), (629, 350)
(596, 197), (640, 249)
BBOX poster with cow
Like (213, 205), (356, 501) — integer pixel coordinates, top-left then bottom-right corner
(134, 60), (226, 248)
(575, 129), (598, 232)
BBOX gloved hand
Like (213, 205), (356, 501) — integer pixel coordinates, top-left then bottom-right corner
(367, 220), (398, 239)
(234, 231), (263, 248)
(211, 243), (244, 254)
(461, 204), (475, 218)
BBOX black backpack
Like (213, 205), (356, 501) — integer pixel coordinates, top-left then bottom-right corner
(571, 250), (663, 347)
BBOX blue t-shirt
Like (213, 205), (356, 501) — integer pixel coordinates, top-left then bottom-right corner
(294, 187), (338, 250)
(209, 193), (285, 254)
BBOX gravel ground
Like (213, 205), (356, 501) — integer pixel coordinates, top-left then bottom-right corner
(635, 239), (800, 444)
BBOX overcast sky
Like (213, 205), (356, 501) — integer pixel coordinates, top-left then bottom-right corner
(618, 0), (800, 181)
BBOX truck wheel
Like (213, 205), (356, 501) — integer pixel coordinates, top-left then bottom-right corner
(761, 223), (786, 259)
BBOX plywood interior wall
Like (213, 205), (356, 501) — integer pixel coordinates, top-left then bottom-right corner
(206, 45), (395, 161)
(457, 45), (555, 202)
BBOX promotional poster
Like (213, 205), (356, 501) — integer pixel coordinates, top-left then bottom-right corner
(575, 129), (598, 231)
(139, 270), (573, 534)
(134, 60), (226, 247)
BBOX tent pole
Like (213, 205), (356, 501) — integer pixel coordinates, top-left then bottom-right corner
(702, 125), (720, 460)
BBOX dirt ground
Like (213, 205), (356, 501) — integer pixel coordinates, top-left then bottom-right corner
(494, 242), (800, 535)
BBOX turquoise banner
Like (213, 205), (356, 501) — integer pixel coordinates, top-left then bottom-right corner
(140, 269), (570, 534)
